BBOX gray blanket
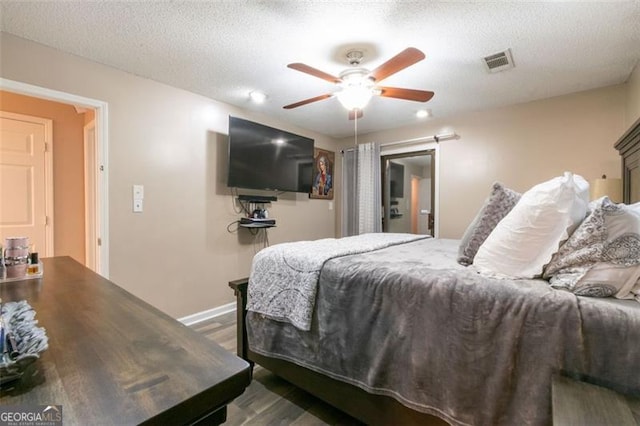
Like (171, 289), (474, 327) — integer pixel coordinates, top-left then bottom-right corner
(247, 238), (640, 426)
(247, 232), (428, 330)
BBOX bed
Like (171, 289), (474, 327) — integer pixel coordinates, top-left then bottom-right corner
(230, 121), (640, 426)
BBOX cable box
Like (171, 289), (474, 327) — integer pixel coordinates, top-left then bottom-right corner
(240, 217), (276, 225)
(238, 195), (277, 203)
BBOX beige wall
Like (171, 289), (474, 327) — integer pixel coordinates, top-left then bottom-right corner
(0, 33), (340, 318)
(0, 90), (87, 263)
(625, 61), (640, 127)
(342, 85), (627, 239)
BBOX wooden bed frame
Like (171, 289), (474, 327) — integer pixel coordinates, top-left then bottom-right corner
(229, 278), (447, 426)
(229, 121), (638, 424)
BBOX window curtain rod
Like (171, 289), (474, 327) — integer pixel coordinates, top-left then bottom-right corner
(341, 132), (457, 153)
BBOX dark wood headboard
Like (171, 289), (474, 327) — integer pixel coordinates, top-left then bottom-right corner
(614, 117), (640, 203)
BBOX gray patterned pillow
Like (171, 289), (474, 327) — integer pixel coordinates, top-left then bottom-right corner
(544, 197), (640, 300)
(457, 182), (521, 266)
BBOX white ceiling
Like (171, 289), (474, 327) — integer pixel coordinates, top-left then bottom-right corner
(1, 1), (639, 138)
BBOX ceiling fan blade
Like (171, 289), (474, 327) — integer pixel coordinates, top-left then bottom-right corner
(283, 94), (333, 109)
(378, 87), (434, 102)
(348, 109), (364, 120)
(370, 47), (426, 83)
(287, 63), (342, 84)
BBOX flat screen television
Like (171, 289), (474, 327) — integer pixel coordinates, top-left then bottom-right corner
(227, 116), (314, 193)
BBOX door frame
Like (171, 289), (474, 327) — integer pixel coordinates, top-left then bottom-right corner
(0, 78), (110, 278)
(380, 143), (439, 237)
(0, 111), (54, 256)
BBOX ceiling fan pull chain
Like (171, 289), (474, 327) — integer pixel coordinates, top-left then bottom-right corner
(354, 109), (358, 147)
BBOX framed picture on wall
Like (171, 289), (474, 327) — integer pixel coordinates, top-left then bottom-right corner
(310, 148), (334, 200)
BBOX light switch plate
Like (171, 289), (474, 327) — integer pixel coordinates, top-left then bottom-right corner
(133, 184), (144, 200)
(133, 199), (143, 213)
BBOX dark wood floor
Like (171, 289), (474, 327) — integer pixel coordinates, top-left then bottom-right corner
(190, 312), (364, 426)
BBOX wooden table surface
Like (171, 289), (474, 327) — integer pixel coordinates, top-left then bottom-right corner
(0, 257), (251, 425)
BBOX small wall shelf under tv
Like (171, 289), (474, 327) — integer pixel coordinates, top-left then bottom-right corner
(239, 222), (276, 229)
(237, 196), (276, 228)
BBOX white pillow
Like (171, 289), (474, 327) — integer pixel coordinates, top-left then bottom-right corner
(474, 172), (589, 279)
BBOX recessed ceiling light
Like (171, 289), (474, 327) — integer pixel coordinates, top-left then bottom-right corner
(416, 109), (431, 118)
(249, 90), (267, 104)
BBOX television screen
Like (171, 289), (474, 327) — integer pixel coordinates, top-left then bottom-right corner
(227, 116), (314, 193)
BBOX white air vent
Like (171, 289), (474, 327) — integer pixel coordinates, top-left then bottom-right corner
(483, 49), (514, 73)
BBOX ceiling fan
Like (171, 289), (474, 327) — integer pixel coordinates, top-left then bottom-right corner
(283, 47), (434, 120)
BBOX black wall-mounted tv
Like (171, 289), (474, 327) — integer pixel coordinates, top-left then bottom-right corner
(227, 116), (314, 193)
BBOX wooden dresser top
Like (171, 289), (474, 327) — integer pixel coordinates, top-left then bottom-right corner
(0, 257), (250, 425)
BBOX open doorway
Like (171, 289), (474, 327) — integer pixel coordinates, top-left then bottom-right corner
(381, 150), (435, 236)
(0, 78), (110, 277)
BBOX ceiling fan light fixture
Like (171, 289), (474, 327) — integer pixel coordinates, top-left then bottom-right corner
(336, 86), (373, 111)
(336, 68), (374, 110)
(283, 47), (433, 118)
(339, 67), (370, 84)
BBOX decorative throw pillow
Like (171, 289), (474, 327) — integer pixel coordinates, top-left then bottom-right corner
(544, 197), (640, 301)
(572, 263), (640, 300)
(473, 172), (589, 279)
(457, 182), (521, 266)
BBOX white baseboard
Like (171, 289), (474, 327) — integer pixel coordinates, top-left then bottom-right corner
(178, 302), (236, 326)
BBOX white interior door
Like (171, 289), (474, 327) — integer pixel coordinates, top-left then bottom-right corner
(418, 177), (431, 235)
(84, 119), (100, 272)
(0, 111), (53, 256)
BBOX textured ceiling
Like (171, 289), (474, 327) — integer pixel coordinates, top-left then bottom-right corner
(1, 1), (639, 138)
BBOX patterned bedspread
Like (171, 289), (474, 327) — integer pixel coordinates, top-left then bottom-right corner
(247, 237), (640, 426)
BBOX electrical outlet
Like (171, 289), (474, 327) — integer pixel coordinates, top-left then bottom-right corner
(133, 199), (143, 213)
